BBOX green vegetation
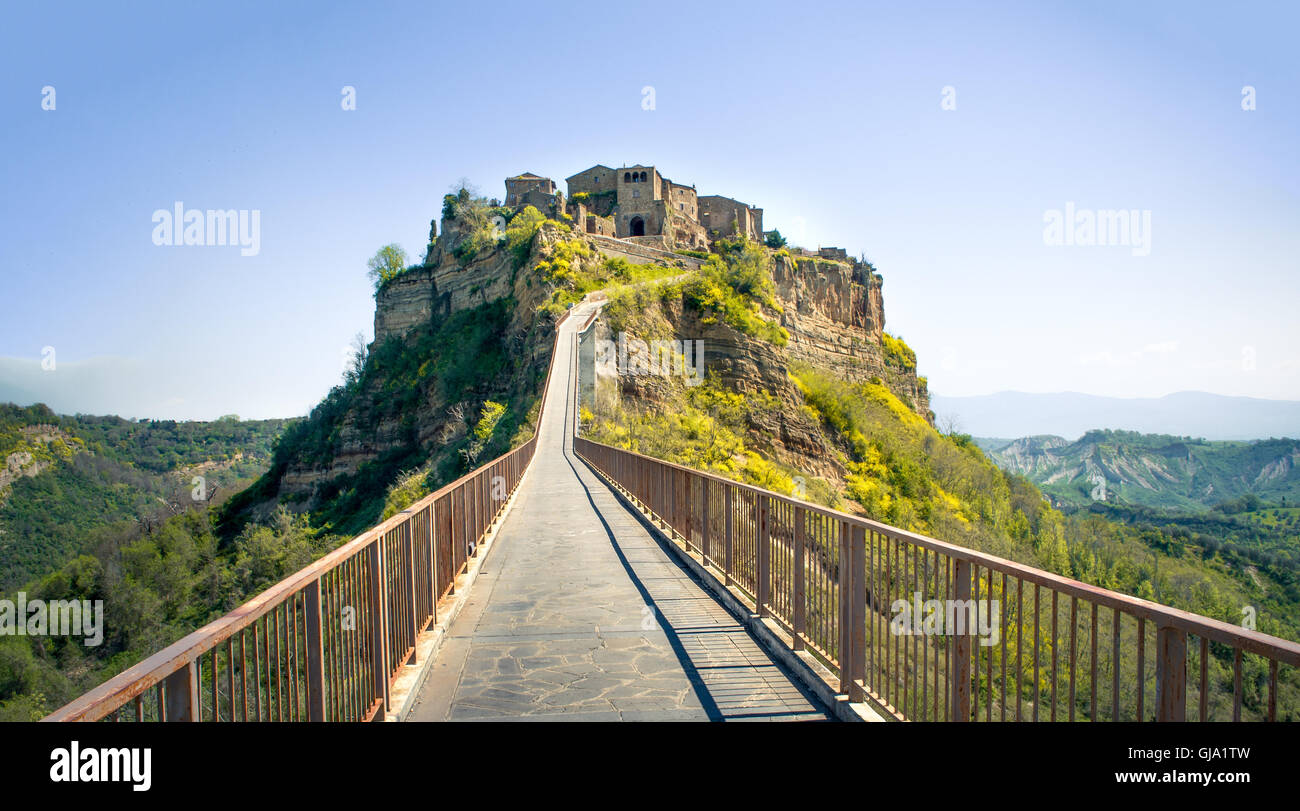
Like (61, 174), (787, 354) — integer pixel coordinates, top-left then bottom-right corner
(763, 229), (787, 249)
(680, 238), (788, 346)
(538, 243), (681, 317)
(442, 186), (501, 266)
(366, 244), (410, 291)
(0, 404), (293, 591)
(0, 406), (307, 722)
(881, 332), (917, 372)
(463, 400), (507, 467)
(584, 375), (837, 506)
(0, 504), (340, 722)
(504, 206), (546, 269)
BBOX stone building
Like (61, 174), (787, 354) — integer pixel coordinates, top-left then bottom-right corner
(504, 172), (563, 215)
(504, 163), (763, 252)
(698, 195), (763, 242)
(504, 172), (555, 204)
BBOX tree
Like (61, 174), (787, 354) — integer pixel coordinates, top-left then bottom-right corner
(366, 244), (409, 291)
(764, 229), (787, 249)
(344, 332), (368, 386)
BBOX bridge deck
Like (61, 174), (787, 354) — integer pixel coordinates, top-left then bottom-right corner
(407, 305), (831, 721)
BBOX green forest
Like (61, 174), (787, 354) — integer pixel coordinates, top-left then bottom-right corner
(0, 405), (302, 720)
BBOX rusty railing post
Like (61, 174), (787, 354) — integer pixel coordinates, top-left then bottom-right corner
(793, 506), (806, 650)
(701, 479), (710, 565)
(367, 540), (391, 719)
(1156, 624), (1187, 722)
(671, 467), (679, 544)
(952, 558), (972, 721)
(757, 495), (770, 617)
(838, 521), (852, 695)
(402, 516), (418, 663)
(162, 661), (198, 721)
(428, 502), (438, 623)
(724, 486), (734, 588)
(850, 525), (866, 702)
(304, 578), (326, 721)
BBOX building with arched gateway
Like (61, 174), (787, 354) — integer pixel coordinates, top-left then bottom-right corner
(504, 163), (763, 251)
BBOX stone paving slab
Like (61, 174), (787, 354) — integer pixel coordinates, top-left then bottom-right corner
(407, 306), (831, 723)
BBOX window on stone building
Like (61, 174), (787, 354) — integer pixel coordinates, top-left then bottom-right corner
(632, 190), (640, 198)
(639, 171), (647, 182)
(624, 172), (631, 182)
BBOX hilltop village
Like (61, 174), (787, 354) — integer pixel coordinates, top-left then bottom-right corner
(503, 163), (764, 253)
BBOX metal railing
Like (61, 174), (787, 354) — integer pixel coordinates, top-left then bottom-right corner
(44, 312), (572, 723)
(574, 437), (1300, 721)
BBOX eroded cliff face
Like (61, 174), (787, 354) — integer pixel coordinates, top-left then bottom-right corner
(376, 215), (540, 343)
(771, 251), (930, 418)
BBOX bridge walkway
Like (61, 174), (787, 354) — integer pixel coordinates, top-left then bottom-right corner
(407, 304), (830, 721)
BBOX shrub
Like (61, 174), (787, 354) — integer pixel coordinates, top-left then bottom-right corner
(504, 206), (546, 269)
(881, 333), (917, 372)
(680, 244), (788, 345)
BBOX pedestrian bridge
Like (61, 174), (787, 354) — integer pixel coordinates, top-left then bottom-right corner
(45, 303), (1300, 723)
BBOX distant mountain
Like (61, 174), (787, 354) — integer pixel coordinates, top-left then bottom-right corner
(932, 391), (1300, 441)
(977, 429), (1300, 511)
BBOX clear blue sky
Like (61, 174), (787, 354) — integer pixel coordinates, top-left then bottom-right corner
(1, 0), (1297, 420)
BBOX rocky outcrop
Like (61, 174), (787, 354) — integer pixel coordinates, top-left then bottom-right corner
(770, 252), (930, 419)
(0, 425), (76, 500)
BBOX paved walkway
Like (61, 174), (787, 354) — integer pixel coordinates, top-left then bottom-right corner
(407, 304), (831, 721)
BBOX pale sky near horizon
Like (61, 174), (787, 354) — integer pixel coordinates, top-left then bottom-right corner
(1, 0), (1297, 421)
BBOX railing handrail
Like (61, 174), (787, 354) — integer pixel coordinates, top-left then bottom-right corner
(572, 436), (1300, 668)
(44, 309), (575, 722)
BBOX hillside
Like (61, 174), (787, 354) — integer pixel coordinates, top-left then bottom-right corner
(0, 404), (293, 590)
(976, 430), (1300, 511)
